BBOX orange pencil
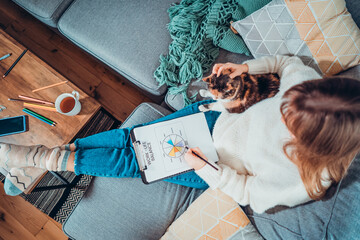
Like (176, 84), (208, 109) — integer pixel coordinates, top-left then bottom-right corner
(23, 102), (57, 112)
(32, 81), (68, 93)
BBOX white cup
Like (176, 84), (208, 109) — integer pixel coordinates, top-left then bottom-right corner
(55, 91), (81, 116)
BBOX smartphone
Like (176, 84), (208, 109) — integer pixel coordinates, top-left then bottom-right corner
(0, 115), (29, 137)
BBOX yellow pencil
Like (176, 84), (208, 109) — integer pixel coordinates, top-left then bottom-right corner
(24, 102), (57, 112)
(32, 81), (68, 93)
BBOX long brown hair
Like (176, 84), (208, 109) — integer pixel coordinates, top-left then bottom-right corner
(280, 77), (360, 200)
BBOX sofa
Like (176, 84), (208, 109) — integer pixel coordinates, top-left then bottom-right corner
(12, 0), (360, 239)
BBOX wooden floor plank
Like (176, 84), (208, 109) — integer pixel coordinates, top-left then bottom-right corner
(0, 183), (48, 236)
(35, 220), (68, 240)
(95, 82), (139, 121)
(0, 205), (38, 240)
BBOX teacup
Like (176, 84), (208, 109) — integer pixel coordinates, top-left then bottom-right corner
(55, 91), (81, 116)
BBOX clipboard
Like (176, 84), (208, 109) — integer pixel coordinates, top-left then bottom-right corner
(130, 112), (218, 184)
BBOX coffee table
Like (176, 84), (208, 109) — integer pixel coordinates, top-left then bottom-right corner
(0, 29), (101, 193)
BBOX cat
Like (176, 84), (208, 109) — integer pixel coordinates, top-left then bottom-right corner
(199, 70), (280, 113)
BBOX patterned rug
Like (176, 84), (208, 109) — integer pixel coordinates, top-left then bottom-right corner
(0, 108), (120, 224)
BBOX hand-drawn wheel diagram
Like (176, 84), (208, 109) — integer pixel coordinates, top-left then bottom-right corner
(162, 134), (186, 158)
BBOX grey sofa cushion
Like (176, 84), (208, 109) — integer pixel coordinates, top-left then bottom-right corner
(346, 0), (360, 27)
(243, 154), (360, 240)
(63, 177), (204, 240)
(63, 103), (205, 240)
(12, 0), (73, 27)
(121, 102), (172, 128)
(58, 0), (173, 98)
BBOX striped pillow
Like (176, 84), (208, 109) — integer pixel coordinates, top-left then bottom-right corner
(232, 0), (360, 76)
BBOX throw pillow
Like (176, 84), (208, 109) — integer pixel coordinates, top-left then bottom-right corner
(161, 189), (263, 240)
(231, 0), (360, 76)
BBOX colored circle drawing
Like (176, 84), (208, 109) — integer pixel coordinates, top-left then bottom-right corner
(162, 134), (186, 158)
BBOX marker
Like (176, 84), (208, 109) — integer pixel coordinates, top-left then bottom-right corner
(3, 49), (27, 78)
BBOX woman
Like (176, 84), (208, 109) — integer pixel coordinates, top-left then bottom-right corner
(1, 55), (359, 214)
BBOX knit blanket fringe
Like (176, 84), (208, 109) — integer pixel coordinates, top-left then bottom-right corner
(154, 0), (270, 105)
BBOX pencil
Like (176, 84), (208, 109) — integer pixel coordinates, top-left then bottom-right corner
(185, 146), (219, 171)
(18, 95), (54, 105)
(22, 108), (56, 127)
(23, 108), (56, 125)
(3, 49), (27, 78)
(0, 53), (11, 61)
(9, 98), (48, 105)
(23, 102), (57, 112)
(32, 81), (68, 93)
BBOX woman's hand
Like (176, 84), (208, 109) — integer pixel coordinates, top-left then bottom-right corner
(184, 147), (207, 170)
(212, 63), (249, 78)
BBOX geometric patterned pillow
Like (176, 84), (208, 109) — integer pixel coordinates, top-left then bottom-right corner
(232, 0), (360, 76)
(161, 189), (263, 240)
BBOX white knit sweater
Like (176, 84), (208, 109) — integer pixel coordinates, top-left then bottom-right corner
(196, 55), (323, 213)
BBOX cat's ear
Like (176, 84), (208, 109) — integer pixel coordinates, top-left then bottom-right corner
(202, 74), (213, 83)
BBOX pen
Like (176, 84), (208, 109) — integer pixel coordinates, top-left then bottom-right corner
(3, 49), (28, 78)
(185, 146), (219, 171)
(0, 53), (11, 61)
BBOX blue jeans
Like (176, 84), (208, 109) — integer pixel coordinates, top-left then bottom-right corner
(73, 100), (220, 189)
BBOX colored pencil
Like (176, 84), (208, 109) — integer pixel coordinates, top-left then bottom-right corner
(32, 80), (68, 93)
(23, 108), (56, 127)
(23, 102), (57, 112)
(23, 108), (56, 126)
(3, 49), (28, 78)
(9, 98), (49, 105)
(18, 95), (54, 105)
(0, 53), (11, 61)
(185, 146), (219, 171)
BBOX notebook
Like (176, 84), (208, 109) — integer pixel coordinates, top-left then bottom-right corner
(130, 112), (218, 184)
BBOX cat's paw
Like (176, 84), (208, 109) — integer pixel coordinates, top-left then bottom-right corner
(198, 105), (210, 112)
(199, 89), (207, 97)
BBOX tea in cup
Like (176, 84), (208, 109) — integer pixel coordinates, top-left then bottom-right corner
(55, 91), (81, 116)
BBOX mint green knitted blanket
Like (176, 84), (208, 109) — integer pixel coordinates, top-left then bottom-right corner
(154, 0), (271, 105)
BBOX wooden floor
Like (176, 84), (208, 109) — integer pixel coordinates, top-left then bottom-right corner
(0, 182), (67, 240)
(0, 0), (155, 239)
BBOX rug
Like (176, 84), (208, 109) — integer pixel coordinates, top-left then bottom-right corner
(0, 108), (120, 224)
